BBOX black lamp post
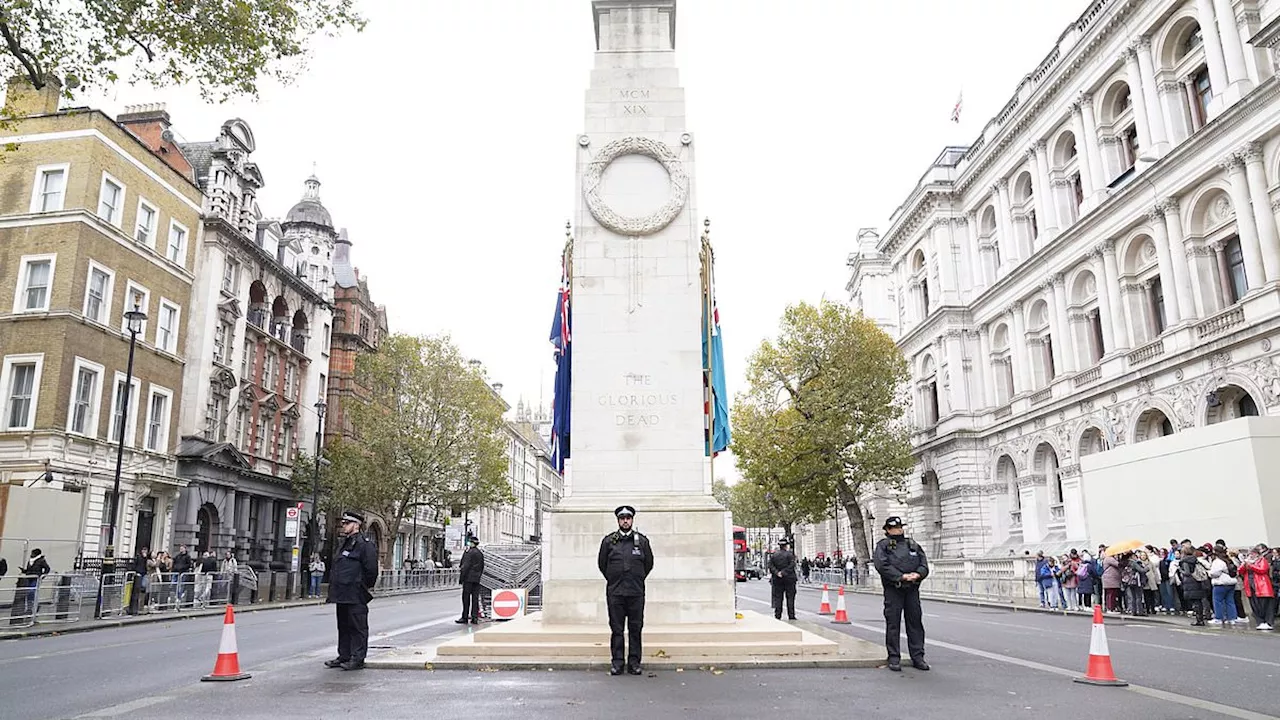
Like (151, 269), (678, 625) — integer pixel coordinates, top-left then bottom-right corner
(309, 400), (326, 564)
(104, 303), (147, 566)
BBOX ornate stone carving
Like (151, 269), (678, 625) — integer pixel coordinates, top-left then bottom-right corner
(995, 177), (1009, 191)
(1068, 311), (1089, 323)
(1140, 239), (1159, 264)
(1209, 351), (1232, 368)
(1240, 141), (1264, 163)
(1134, 35), (1152, 51)
(1158, 81), (1183, 94)
(1271, 197), (1280, 213)
(1052, 177), (1073, 187)
(951, 216), (968, 227)
(1137, 378), (1155, 395)
(1034, 416), (1047, 428)
(1157, 197), (1180, 215)
(1262, 338), (1272, 352)
(1079, 399), (1094, 413)
(1146, 206), (1164, 223)
(1010, 300), (1024, 314)
(1100, 136), (1122, 147)
(1017, 475), (1047, 488)
(1219, 154), (1245, 173)
(582, 136), (689, 236)
(1174, 368), (1184, 381)
(1245, 357), (1280, 406)
(1238, 11), (1261, 28)
(1187, 245), (1214, 258)
(1120, 45), (1138, 62)
(1209, 194), (1235, 224)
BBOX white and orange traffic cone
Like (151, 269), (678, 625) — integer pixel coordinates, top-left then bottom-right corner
(1073, 605), (1126, 687)
(831, 585), (851, 624)
(818, 584), (833, 615)
(202, 605), (251, 682)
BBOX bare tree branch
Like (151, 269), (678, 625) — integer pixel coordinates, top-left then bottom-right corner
(0, 17), (43, 88)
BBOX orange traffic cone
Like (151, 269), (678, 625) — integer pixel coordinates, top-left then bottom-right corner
(202, 605), (251, 682)
(1073, 605), (1126, 687)
(818, 584), (833, 615)
(831, 585), (851, 624)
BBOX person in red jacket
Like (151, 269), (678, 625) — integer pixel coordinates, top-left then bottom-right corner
(1240, 544), (1275, 630)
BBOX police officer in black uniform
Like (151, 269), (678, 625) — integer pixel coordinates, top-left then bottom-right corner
(325, 511), (379, 671)
(769, 538), (798, 620)
(597, 505), (654, 676)
(872, 516), (930, 672)
(456, 535), (485, 624)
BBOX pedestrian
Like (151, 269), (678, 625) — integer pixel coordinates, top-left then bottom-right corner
(769, 538), (798, 620)
(456, 535), (485, 624)
(9, 548), (50, 624)
(196, 551), (217, 607)
(872, 516), (930, 672)
(1209, 546), (1241, 625)
(172, 545), (192, 608)
(325, 511), (379, 671)
(309, 555), (326, 599)
(1178, 545), (1210, 626)
(800, 556), (811, 584)
(1239, 544), (1275, 630)
(597, 505), (654, 676)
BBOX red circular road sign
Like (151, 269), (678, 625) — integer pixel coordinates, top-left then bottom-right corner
(491, 589), (523, 619)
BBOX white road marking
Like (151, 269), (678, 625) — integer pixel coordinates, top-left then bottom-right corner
(738, 595), (1277, 720)
(75, 696), (170, 718)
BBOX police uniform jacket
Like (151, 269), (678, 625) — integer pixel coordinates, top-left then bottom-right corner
(768, 549), (797, 582)
(328, 532), (379, 605)
(873, 536), (930, 586)
(598, 530), (654, 597)
(459, 546), (485, 584)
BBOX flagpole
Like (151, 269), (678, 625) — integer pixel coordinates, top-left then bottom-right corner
(700, 218), (715, 480)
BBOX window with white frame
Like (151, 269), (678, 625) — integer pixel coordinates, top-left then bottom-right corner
(122, 282), (150, 335)
(13, 254), (56, 313)
(283, 363), (296, 401)
(221, 257), (240, 294)
(135, 199), (158, 246)
(166, 220), (188, 265)
(83, 262), (114, 324)
(67, 358), (104, 437)
(97, 173), (125, 227)
(1, 355), (43, 431)
(108, 374), (140, 446)
(322, 323), (331, 353)
(213, 320), (234, 364)
(155, 299), (180, 353)
(144, 385), (172, 452)
(30, 164), (69, 213)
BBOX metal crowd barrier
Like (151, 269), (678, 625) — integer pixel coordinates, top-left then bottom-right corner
(374, 567), (460, 595)
(138, 572), (236, 613)
(99, 572), (135, 618)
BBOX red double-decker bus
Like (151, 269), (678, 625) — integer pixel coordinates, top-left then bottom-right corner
(732, 526), (749, 582)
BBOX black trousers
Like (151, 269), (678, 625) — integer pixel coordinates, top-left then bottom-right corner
(772, 579), (797, 619)
(883, 584), (925, 663)
(335, 603), (369, 662)
(461, 582), (481, 621)
(607, 594), (645, 669)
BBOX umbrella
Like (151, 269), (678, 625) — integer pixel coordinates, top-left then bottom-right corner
(1104, 539), (1144, 557)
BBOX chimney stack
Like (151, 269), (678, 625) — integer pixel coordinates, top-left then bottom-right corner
(4, 74), (62, 116)
(117, 102), (171, 128)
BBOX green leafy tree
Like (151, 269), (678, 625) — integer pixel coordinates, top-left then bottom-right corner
(711, 477), (731, 511)
(737, 301), (915, 561)
(0, 0), (365, 101)
(725, 479), (773, 531)
(302, 333), (513, 562)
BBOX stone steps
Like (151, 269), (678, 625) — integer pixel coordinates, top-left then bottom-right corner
(438, 637), (835, 658)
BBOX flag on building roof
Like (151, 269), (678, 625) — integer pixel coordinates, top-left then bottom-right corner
(951, 91), (963, 123)
(549, 253), (572, 473)
(702, 269), (731, 457)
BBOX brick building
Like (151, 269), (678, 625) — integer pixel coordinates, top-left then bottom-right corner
(0, 78), (203, 570)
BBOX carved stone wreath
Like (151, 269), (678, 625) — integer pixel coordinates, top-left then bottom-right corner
(582, 136), (689, 236)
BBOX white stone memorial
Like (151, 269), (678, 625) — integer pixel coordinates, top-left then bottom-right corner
(540, 0), (733, 626)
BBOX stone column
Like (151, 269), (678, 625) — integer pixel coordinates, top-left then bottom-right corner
(1144, 281), (1162, 335)
(1049, 273), (1074, 373)
(1212, 0), (1252, 91)
(1211, 240), (1236, 306)
(1032, 141), (1059, 236)
(1158, 199), (1196, 321)
(1183, 79), (1204, 129)
(1009, 301), (1029, 395)
(955, 216), (978, 295)
(1134, 37), (1169, 155)
(1070, 101), (1096, 200)
(1096, 242), (1123, 350)
(933, 219), (958, 305)
(1242, 142), (1280, 282)
(976, 325), (993, 410)
(1223, 153), (1267, 291)
(1147, 206), (1182, 327)
(1078, 93), (1106, 202)
(944, 330), (968, 412)
(1158, 79), (1192, 144)
(1193, 0), (1232, 101)
(994, 180), (1017, 264)
(1122, 46), (1153, 155)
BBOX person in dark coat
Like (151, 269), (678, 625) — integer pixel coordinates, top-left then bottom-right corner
(325, 511), (379, 670)
(1178, 544), (1210, 626)
(598, 505), (654, 676)
(9, 549), (50, 624)
(873, 516), (930, 672)
(769, 538), (798, 620)
(456, 536), (485, 624)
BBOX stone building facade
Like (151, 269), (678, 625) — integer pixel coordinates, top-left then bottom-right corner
(0, 80), (203, 567)
(171, 119), (334, 567)
(846, 0), (1280, 558)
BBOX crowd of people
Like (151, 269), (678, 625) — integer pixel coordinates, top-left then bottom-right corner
(1034, 539), (1277, 629)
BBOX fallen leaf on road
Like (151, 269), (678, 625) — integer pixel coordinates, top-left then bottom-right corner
(653, 649), (668, 657)
(712, 670), (724, 676)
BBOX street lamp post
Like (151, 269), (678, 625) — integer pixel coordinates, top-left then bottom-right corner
(98, 303), (146, 616)
(310, 400), (326, 571)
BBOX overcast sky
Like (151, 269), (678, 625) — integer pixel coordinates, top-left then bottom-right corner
(92, 0), (1086, 483)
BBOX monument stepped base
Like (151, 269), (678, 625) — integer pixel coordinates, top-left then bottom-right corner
(365, 610), (883, 670)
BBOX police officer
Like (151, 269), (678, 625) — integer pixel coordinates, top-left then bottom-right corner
(597, 505), (654, 675)
(325, 511), (379, 671)
(872, 516), (930, 672)
(769, 538), (798, 620)
(455, 535), (485, 624)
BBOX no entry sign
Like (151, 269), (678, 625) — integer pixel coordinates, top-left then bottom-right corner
(491, 588), (526, 620)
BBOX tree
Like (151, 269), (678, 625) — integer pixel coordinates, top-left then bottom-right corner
(725, 480), (773, 531)
(300, 333), (514, 563)
(737, 301), (915, 562)
(711, 477), (731, 511)
(732, 402), (834, 539)
(0, 0), (364, 102)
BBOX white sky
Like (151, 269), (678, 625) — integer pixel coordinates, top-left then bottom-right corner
(91, 0), (1087, 483)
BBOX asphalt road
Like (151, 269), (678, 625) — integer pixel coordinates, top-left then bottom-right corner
(2, 582), (1276, 720)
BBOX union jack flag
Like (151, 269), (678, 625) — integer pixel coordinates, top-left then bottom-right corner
(549, 253), (572, 472)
